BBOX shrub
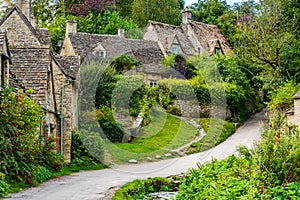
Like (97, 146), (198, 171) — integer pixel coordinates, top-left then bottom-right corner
(32, 166), (52, 183)
(113, 177), (175, 200)
(0, 173), (8, 196)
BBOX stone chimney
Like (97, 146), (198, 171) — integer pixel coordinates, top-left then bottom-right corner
(66, 20), (77, 35)
(118, 28), (125, 38)
(16, 0), (31, 21)
(182, 7), (192, 24)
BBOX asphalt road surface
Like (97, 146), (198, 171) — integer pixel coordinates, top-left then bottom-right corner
(5, 110), (266, 200)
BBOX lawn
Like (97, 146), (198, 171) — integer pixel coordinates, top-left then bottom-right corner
(103, 108), (198, 164)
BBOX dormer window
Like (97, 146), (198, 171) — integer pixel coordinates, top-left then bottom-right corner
(171, 44), (179, 54)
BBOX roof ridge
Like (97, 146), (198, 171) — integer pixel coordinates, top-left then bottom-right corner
(0, 5), (46, 46)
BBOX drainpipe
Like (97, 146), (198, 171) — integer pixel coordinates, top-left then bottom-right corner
(60, 79), (74, 156)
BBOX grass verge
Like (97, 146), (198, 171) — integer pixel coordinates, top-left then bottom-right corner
(185, 118), (236, 154)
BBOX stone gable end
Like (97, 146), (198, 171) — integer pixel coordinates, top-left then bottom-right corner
(0, 10), (41, 48)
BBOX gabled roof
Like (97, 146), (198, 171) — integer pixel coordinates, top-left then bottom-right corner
(70, 33), (164, 64)
(37, 28), (52, 47)
(145, 21), (195, 56)
(10, 48), (50, 105)
(0, 5), (46, 47)
(188, 21), (230, 55)
(53, 54), (80, 79)
(143, 19), (231, 56)
(0, 29), (11, 59)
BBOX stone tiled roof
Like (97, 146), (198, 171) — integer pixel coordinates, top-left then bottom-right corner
(0, 29), (10, 59)
(147, 21), (195, 56)
(293, 90), (300, 99)
(54, 54), (80, 79)
(0, 6), (46, 47)
(0, 30), (5, 55)
(37, 28), (52, 47)
(143, 63), (164, 74)
(143, 20), (231, 56)
(10, 48), (50, 105)
(70, 33), (164, 64)
(188, 21), (230, 55)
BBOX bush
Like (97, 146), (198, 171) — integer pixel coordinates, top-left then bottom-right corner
(0, 173), (8, 196)
(0, 88), (63, 185)
(267, 81), (300, 113)
(32, 166), (52, 183)
(113, 177), (175, 200)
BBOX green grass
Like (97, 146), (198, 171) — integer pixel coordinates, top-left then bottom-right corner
(104, 109), (198, 164)
(186, 118), (236, 154)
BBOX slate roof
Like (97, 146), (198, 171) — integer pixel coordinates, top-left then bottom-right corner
(0, 6), (46, 47)
(143, 20), (231, 56)
(54, 54), (80, 79)
(142, 63), (186, 79)
(69, 33), (164, 64)
(37, 28), (52, 47)
(146, 21), (195, 56)
(188, 21), (230, 54)
(10, 48), (49, 105)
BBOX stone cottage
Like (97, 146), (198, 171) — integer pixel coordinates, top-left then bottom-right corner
(0, 29), (11, 87)
(0, 0), (79, 162)
(286, 90), (300, 128)
(143, 8), (231, 57)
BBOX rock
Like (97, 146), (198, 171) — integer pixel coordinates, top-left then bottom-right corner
(171, 150), (186, 157)
(145, 192), (178, 200)
(155, 155), (162, 159)
(164, 153), (172, 158)
(128, 159), (138, 164)
(147, 157), (153, 162)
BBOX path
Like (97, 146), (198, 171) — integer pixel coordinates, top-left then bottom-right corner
(5, 110), (266, 200)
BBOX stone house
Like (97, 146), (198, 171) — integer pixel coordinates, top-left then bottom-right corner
(0, 29), (11, 87)
(0, 0), (79, 162)
(143, 8), (231, 57)
(286, 90), (300, 128)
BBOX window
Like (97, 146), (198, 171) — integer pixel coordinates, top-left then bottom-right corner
(198, 48), (201, 54)
(149, 80), (157, 87)
(171, 44), (179, 54)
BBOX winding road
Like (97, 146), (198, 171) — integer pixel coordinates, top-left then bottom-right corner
(5, 110), (266, 200)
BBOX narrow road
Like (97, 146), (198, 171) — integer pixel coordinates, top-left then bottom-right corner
(5, 110), (266, 200)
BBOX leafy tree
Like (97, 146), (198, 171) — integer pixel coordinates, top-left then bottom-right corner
(236, 0), (300, 85)
(131, 0), (182, 27)
(48, 11), (137, 52)
(68, 0), (116, 17)
(31, 0), (58, 26)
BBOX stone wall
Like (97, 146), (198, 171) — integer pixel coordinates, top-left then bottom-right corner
(52, 60), (76, 162)
(174, 100), (200, 117)
(1, 10), (41, 48)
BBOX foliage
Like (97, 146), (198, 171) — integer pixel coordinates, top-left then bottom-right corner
(110, 54), (141, 74)
(131, 0), (182, 27)
(161, 54), (197, 79)
(251, 114), (300, 192)
(112, 177), (175, 200)
(31, 0), (58, 26)
(177, 114), (300, 199)
(176, 156), (252, 199)
(69, 0), (115, 17)
(105, 108), (198, 164)
(186, 118), (236, 154)
(267, 81), (300, 113)
(48, 11), (137, 52)
(0, 172), (8, 196)
(0, 87), (63, 186)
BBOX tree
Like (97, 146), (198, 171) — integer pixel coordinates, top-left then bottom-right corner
(131, 0), (182, 27)
(68, 0), (116, 17)
(31, 0), (58, 26)
(236, 0), (300, 85)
